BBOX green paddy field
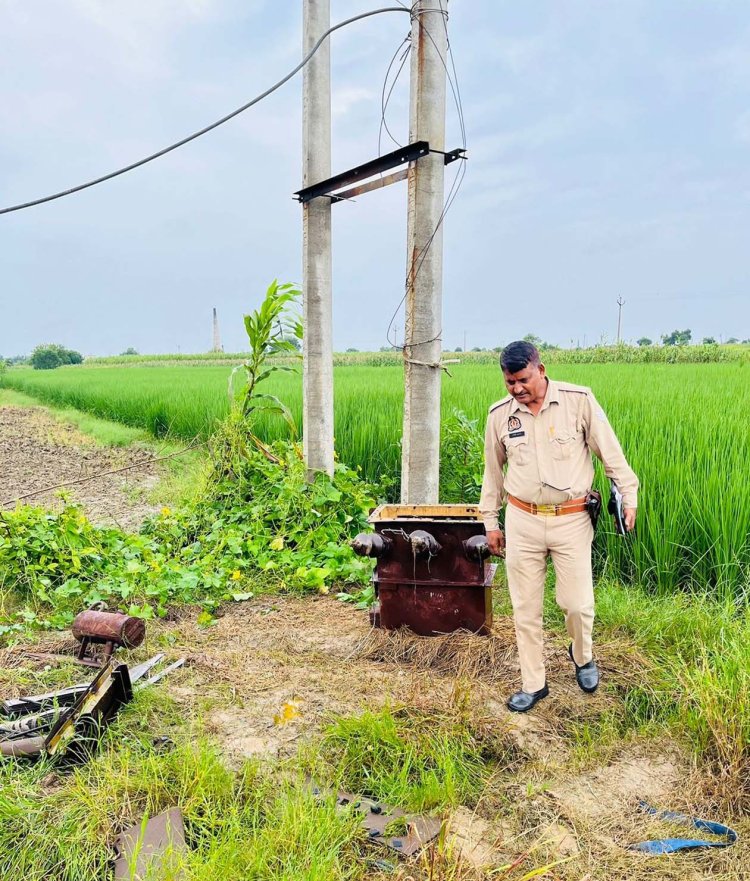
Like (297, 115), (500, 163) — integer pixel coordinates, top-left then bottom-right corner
(3, 360), (750, 597)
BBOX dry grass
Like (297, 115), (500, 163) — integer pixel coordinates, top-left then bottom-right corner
(354, 622), (519, 685)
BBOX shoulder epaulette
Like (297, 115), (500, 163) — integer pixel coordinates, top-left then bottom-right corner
(555, 381), (591, 396)
(489, 395), (512, 413)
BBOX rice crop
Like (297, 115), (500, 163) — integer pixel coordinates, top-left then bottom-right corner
(3, 361), (749, 597)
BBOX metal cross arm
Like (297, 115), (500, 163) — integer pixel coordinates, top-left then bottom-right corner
(293, 141), (465, 204)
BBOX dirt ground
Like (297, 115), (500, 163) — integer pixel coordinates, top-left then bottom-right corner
(0, 405), (163, 529)
(1, 401), (747, 879)
(3, 596), (746, 879)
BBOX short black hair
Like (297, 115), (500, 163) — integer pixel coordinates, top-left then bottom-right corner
(500, 341), (541, 373)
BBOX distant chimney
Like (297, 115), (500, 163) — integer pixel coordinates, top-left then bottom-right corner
(212, 307), (223, 353)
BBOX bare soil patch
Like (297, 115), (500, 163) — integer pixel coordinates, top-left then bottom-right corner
(0, 405), (162, 529)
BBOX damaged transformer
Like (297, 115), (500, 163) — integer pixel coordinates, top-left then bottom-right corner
(352, 504), (496, 636)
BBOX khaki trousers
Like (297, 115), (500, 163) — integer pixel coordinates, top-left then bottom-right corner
(504, 504), (595, 693)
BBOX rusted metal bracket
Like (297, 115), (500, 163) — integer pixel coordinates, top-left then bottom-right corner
(294, 142), (465, 204)
(113, 808), (187, 880)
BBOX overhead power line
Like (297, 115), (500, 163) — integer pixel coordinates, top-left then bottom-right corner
(0, 6), (411, 216)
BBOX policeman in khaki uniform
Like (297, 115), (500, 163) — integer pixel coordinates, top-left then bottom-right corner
(480, 341), (638, 712)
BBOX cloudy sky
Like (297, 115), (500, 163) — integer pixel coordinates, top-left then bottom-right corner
(1, 0), (749, 356)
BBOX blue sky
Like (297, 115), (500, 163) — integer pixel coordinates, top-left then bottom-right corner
(1, 0), (749, 356)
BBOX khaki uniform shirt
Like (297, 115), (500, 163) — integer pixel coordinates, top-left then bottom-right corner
(479, 379), (639, 532)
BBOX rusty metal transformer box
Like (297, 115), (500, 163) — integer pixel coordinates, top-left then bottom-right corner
(362, 504), (495, 636)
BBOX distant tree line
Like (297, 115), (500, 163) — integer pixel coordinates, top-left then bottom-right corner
(29, 344), (83, 370)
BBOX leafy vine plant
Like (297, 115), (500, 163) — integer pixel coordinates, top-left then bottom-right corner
(228, 280), (303, 459)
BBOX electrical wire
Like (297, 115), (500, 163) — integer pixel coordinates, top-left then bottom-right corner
(383, 2), (468, 351)
(378, 36), (411, 155)
(0, 6), (411, 216)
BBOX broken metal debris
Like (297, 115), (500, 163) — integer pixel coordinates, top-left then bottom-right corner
(19, 609), (148, 671)
(0, 659), (130, 759)
(113, 808), (187, 881)
(0, 655), (185, 760)
(1, 654), (165, 718)
(313, 786), (442, 857)
(137, 658), (185, 689)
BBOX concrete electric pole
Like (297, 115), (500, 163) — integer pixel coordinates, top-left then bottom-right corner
(401, 0), (448, 504)
(302, 0), (334, 478)
(616, 296), (625, 344)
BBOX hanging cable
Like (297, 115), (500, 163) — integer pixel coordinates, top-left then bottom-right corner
(378, 36), (412, 154)
(0, 6), (411, 216)
(384, 3), (468, 351)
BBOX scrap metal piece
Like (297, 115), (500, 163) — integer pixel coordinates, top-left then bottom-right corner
(1, 654), (164, 718)
(2, 687), (86, 718)
(113, 808), (187, 880)
(333, 790), (442, 856)
(0, 735), (47, 757)
(46, 661), (132, 758)
(0, 708), (59, 736)
(136, 658), (185, 689)
(0, 660), (132, 760)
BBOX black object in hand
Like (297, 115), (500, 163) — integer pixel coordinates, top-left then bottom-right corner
(608, 480), (626, 536)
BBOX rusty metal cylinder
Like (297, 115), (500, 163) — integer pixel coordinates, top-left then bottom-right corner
(72, 610), (146, 649)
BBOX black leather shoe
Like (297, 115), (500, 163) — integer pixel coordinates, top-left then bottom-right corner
(568, 643), (599, 693)
(506, 684), (549, 713)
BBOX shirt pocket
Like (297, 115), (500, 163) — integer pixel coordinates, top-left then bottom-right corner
(549, 431), (577, 460)
(506, 435), (530, 465)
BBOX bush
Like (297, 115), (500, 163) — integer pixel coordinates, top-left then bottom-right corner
(30, 344), (83, 370)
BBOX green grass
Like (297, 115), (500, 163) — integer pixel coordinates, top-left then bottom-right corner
(4, 361), (750, 597)
(314, 703), (504, 812)
(0, 693), (511, 881)
(594, 581), (750, 789)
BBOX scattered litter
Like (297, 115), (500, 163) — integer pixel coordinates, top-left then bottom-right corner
(136, 658), (185, 689)
(273, 700), (302, 726)
(628, 801), (738, 854)
(152, 735), (175, 753)
(1, 654), (165, 718)
(113, 808), (187, 880)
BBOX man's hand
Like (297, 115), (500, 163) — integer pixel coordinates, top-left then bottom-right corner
(624, 508), (637, 532)
(486, 529), (506, 557)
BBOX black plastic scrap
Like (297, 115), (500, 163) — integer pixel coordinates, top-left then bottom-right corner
(312, 786), (443, 856)
(113, 808), (187, 880)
